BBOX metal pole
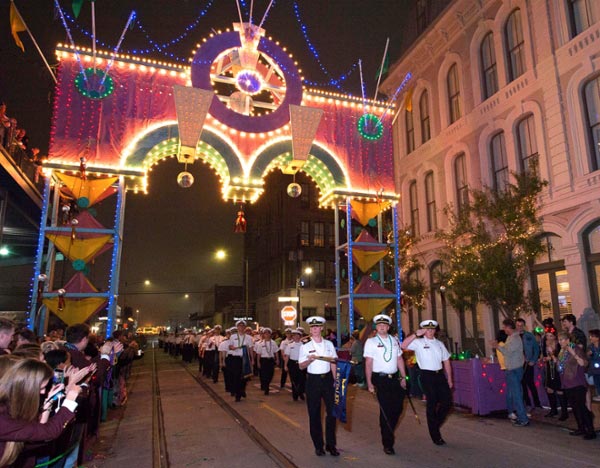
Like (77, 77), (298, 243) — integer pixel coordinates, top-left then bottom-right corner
(245, 258), (249, 318)
(346, 198), (355, 334)
(334, 204), (341, 348)
(392, 204), (403, 341)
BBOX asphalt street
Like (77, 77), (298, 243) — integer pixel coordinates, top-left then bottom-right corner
(87, 345), (600, 468)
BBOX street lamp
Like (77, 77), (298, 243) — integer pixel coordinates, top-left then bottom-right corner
(215, 249), (249, 319)
(296, 266), (313, 322)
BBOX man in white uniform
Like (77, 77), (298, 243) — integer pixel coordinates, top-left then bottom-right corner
(256, 328), (279, 395)
(299, 316), (340, 457)
(228, 320), (253, 402)
(402, 319), (453, 445)
(364, 314), (407, 455)
(284, 328), (306, 401)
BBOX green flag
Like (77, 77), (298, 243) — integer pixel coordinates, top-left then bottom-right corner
(72, 0), (85, 18)
(375, 50), (389, 80)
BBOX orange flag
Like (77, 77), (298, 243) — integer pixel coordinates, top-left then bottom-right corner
(10, 2), (26, 52)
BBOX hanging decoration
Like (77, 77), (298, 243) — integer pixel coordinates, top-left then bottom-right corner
(55, 173), (118, 208)
(287, 182), (301, 198)
(352, 277), (394, 321)
(234, 206), (247, 233)
(351, 230), (389, 272)
(75, 68), (115, 100)
(57, 288), (66, 311)
(79, 157), (87, 180)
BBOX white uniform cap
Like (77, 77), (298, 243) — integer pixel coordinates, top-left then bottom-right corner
(291, 328), (303, 335)
(284, 328), (293, 333)
(263, 327), (272, 334)
(373, 314), (392, 325)
(306, 316), (326, 326)
(227, 327), (236, 333)
(236, 320), (246, 327)
(420, 319), (439, 329)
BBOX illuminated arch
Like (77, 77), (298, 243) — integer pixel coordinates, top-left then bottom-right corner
(123, 124), (244, 182)
(250, 140), (347, 195)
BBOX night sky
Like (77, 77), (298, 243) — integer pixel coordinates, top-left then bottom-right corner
(1, 0), (410, 326)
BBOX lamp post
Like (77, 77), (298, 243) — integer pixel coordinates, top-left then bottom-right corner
(296, 266), (313, 322)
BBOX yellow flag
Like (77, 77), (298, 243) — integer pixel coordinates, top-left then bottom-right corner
(10, 2), (26, 52)
(404, 87), (414, 112)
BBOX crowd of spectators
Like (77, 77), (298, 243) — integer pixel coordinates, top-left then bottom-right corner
(0, 317), (140, 467)
(0, 101), (46, 182)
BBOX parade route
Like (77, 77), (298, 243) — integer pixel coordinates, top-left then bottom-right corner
(86, 345), (600, 468)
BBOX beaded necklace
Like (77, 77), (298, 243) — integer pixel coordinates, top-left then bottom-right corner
(376, 334), (393, 362)
(557, 348), (568, 374)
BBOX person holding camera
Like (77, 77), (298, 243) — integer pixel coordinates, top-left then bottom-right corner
(557, 332), (596, 440)
(0, 358), (87, 467)
(491, 318), (529, 428)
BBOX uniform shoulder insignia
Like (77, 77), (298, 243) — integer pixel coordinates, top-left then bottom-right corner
(301, 337), (312, 344)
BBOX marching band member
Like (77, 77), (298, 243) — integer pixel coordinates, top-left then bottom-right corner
(228, 320), (253, 402)
(256, 328), (279, 395)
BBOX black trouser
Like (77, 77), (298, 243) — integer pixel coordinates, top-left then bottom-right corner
(280, 351), (288, 387)
(203, 350), (215, 377)
(259, 357), (276, 393)
(521, 364), (541, 407)
(306, 372), (336, 450)
(182, 344), (193, 363)
(288, 359), (305, 400)
(565, 385), (595, 434)
(229, 356), (247, 400)
(198, 352), (204, 373)
(419, 369), (452, 443)
(224, 355), (233, 393)
(372, 373), (405, 449)
(211, 351), (220, 383)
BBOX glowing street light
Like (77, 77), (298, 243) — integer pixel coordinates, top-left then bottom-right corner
(215, 249), (227, 260)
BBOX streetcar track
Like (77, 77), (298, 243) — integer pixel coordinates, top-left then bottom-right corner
(179, 358), (299, 468)
(152, 346), (170, 468)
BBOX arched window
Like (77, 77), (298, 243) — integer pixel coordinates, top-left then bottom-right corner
(505, 9), (526, 82)
(585, 221), (600, 313)
(430, 262), (444, 325)
(425, 171), (437, 232)
(406, 109), (415, 154)
(454, 153), (468, 212)
(409, 181), (420, 236)
(517, 115), (539, 174)
(491, 132), (509, 192)
(568, 0), (599, 38)
(480, 32), (498, 99)
(584, 75), (600, 172)
(447, 64), (462, 124)
(420, 91), (431, 143)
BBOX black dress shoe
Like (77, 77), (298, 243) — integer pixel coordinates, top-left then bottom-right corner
(569, 429), (585, 436)
(583, 432), (597, 440)
(315, 448), (325, 456)
(558, 414), (568, 421)
(299, 394), (305, 400)
(433, 439), (446, 446)
(544, 410), (558, 418)
(326, 446), (340, 456)
(383, 447), (395, 455)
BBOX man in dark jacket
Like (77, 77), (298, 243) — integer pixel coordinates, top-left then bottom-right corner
(516, 318), (541, 409)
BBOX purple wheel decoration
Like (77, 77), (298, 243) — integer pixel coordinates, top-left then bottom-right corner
(191, 31), (303, 133)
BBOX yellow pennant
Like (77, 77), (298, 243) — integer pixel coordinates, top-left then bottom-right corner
(10, 3), (26, 52)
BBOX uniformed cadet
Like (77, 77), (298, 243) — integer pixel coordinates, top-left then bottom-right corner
(401, 319), (453, 446)
(218, 328), (233, 394)
(210, 325), (224, 383)
(299, 316), (340, 457)
(279, 328), (293, 388)
(203, 329), (216, 378)
(256, 328), (279, 395)
(284, 328), (306, 401)
(364, 314), (407, 455)
(228, 320), (253, 402)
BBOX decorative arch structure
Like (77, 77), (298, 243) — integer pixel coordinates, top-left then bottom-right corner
(31, 24), (403, 338)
